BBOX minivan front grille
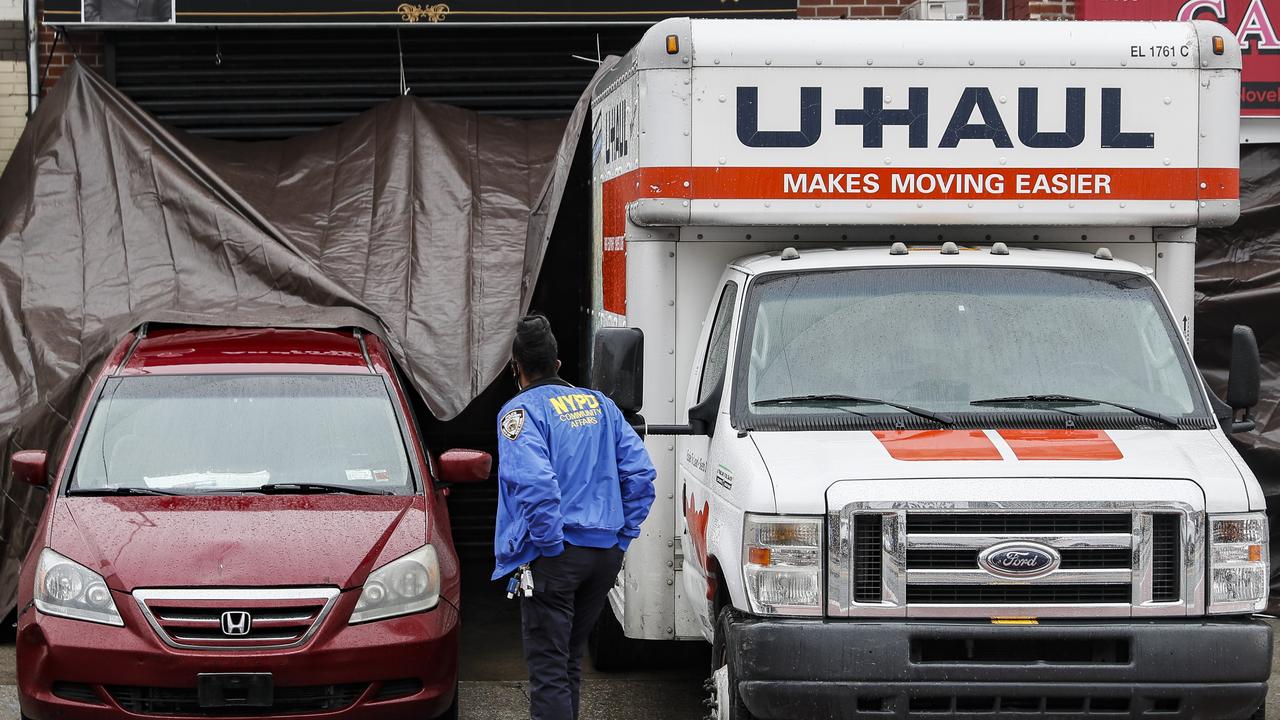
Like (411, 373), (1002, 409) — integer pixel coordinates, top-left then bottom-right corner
(108, 683), (366, 715)
(134, 588), (339, 650)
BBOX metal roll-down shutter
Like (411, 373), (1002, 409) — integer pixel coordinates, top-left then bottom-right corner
(105, 26), (641, 139)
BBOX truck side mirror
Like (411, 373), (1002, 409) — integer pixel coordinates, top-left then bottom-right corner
(1227, 324), (1261, 433)
(11, 450), (49, 488)
(592, 327), (644, 414)
(437, 449), (492, 485)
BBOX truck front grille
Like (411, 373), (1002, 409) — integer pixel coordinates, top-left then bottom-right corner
(1152, 513), (1182, 603)
(907, 548), (1132, 570)
(853, 514), (884, 603)
(908, 584), (1133, 604)
(830, 502), (1201, 618)
(133, 588), (339, 650)
(906, 513), (1132, 534)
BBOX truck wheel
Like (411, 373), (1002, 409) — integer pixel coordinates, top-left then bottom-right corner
(709, 606), (756, 720)
(588, 605), (642, 671)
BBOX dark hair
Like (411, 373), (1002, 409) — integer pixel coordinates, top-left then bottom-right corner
(512, 314), (559, 379)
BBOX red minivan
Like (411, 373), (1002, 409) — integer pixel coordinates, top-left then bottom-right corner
(12, 325), (490, 720)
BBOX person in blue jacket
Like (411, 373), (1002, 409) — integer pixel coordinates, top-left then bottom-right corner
(492, 314), (656, 720)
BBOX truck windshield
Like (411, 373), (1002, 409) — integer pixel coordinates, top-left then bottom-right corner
(734, 267), (1211, 430)
(68, 374), (414, 495)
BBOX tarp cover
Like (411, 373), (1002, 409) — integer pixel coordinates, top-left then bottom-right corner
(1195, 144), (1280, 595)
(0, 60), (605, 613)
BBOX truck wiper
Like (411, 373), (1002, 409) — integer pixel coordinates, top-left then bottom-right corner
(253, 482), (393, 496)
(752, 393), (954, 425)
(67, 486), (180, 496)
(969, 394), (1179, 428)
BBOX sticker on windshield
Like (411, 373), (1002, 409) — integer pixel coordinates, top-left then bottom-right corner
(345, 469), (374, 482)
(501, 409), (526, 440)
(373, 469), (391, 483)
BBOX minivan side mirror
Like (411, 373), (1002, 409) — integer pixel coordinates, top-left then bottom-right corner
(592, 327), (644, 414)
(11, 450), (49, 488)
(437, 449), (492, 485)
(1226, 324), (1262, 433)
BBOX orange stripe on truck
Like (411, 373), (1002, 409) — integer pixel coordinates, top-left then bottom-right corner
(873, 430), (1002, 461)
(997, 429), (1124, 461)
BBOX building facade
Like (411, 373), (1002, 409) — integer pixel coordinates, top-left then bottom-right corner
(0, 0), (27, 172)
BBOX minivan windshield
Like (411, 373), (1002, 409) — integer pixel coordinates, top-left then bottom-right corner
(735, 267), (1210, 429)
(68, 374), (415, 495)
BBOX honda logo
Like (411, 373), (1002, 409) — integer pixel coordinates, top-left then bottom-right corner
(220, 611), (252, 637)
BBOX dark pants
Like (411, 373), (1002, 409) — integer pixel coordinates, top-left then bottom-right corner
(521, 543), (625, 720)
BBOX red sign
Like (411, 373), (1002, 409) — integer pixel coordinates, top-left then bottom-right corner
(1079, 0), (1280, 116)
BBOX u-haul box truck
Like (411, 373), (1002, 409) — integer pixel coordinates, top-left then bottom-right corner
(586, 18), (1271, 719)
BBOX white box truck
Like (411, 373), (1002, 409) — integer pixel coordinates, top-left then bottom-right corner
(585, 18), (1271, 719)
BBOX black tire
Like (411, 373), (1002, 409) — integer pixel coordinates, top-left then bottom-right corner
(709, 606), (756, 720)
(588, 604), (644, 672)
(430, 682), (459, 720)
(1250, 703), (1266, 720)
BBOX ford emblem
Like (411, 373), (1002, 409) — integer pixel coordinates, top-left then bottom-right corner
(978, 542), (1061, 579)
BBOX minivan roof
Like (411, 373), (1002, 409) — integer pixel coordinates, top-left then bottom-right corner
(116, 326), (374, 377)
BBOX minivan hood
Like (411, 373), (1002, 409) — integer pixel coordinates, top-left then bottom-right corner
(748, 428), (1256, 515)
(52, 494), (426, 591)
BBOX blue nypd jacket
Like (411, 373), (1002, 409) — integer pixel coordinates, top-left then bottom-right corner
(491, 377), (657, 580)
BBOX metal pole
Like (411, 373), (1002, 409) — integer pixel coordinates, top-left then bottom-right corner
(24, 0), (37, 113)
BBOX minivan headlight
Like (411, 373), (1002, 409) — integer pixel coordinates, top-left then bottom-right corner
(742, 514), (823, 616)
(1208, 513), (1269, 614)
(350, 545), (441, 624)
(35, 548), (124, 626)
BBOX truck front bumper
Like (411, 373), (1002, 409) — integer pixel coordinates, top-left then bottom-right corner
(727, 617), (1272, 720)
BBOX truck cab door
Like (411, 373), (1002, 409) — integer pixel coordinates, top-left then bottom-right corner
(677, 276), (739, 636)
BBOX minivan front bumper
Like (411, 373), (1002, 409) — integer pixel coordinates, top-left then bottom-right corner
(17, 589), (460, 720)
(727, 616), (1271, 720)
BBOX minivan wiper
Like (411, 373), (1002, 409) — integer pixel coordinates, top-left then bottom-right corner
(252, 482), (393, 496)
(753, 394), (954, 425)
(969, 394), (1180, 428)
(67, 486), (180, 497)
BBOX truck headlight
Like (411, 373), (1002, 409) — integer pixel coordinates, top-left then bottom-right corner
(1208, 513), (1269, 614)
(742, 514), (822, 616)
(350, 545), (441, 624)
(35, 549), (124, 626)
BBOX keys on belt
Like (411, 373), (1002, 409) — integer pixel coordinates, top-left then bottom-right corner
(506, 564), (534, 599)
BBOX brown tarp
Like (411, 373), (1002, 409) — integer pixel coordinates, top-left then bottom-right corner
(1194, 144), (1280, 595)
(0, 59), (609, 614)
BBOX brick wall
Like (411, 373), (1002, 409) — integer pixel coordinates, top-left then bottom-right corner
(798, 0), (1075, 20)
(0, 19), (27, 173)
(35, 0), (104, 92)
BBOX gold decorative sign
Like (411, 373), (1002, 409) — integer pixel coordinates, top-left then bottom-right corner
(397, 2), (449, 21)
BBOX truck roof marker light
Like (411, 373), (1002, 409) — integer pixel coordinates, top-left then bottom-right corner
(1094, 247), (1114, 261)
(665, 34), (679, 55)
(1213, 35), (1225, 55)
(889, 242), (909, 256)
(780, 247), (801, 261)
(990, 242), (1010, 256)
(941, 241), (960, 255)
